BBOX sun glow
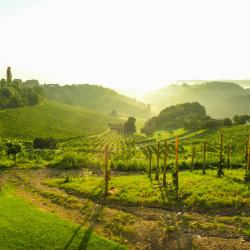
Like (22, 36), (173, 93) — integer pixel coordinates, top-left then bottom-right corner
(0, 0), (250, 98)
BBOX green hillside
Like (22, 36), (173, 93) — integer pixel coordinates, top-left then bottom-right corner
(43, 84), (151, 118)
(0, 101), (119, 139)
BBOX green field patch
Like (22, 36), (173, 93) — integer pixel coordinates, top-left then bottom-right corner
(0, 101), (119, 139)
(0, 186), (125, 250)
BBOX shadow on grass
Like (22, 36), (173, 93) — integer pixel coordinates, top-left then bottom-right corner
(77, 228), (93, 250)
(147, 172), (177, 206)
(64, 225), (82, 250)
(64, 182), (104, 250)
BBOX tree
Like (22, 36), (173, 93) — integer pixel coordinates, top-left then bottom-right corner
(123, 117), (136, 134)
(0, 78), (45, 109)
(233, 115), (250, 125)
(6, 67), (12, 84)
(110, 110), (118, 117)
(223, 117), (233, 126)
(5, 142), (22, 162)
(33, 137), (57, 149)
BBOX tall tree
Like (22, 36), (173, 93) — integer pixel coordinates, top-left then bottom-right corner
(123, 117), (136, 134)
(6, 67), (12, 84)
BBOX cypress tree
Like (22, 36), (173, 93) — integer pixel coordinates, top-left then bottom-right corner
(6, 67), (12, 84)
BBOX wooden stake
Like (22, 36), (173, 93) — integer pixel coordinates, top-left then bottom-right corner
(246, 138), (249, 165)
(173, 137), (179, 196)
(203, 142), (206, 175)
(248, 135), (250, 172)
(218, 133), (224, 177)
(155, 141), (160, 181)
(163, 140), (168, 186)
(191, 145), (195, 172)
(149, 151), (152, 178)
(227, 144), (230, 169)
(104, 144), (109, 196)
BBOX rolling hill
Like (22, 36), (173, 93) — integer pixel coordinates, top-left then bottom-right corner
(43, 84), (151, 118)
(0, 101), (120, 139)
(145, 81), (250, 118)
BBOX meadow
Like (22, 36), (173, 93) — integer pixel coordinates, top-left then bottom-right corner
(0, 185), (125, 250)
(0, 101), (119, 139)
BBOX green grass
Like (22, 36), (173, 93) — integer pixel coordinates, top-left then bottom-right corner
(0, 101), (119, 139)
(0, 185), (125, 250)
(152, 128), (187, 140)
(46, 169), (250, 214)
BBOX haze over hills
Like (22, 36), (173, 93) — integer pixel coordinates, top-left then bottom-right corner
(43, 84), (151, 118)
(165, 79), (250, 88)
(145, 81), (250, 118)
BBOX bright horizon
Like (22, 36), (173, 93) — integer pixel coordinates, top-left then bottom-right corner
(0, 0), (250, 98)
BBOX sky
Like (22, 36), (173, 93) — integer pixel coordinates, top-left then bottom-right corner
(0, 0), (250, 98)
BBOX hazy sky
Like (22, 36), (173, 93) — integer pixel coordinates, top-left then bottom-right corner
(0, 0), (250, 98)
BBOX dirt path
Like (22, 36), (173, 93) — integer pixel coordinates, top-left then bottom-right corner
(3, 168), (250, 250)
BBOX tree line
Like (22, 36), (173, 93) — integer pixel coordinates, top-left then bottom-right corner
(0, 67), (45, 109)
(141, 102), (250, 135)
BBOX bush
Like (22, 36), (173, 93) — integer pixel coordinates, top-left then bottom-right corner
(33, 137), (57, 149)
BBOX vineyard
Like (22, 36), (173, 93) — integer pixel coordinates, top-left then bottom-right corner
(55, 125), (250, 173)
(1, 125), (249, 173)
(1, 125), (250, 249)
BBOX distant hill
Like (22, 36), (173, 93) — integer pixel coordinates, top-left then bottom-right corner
(145, 81), (250, 118)
(43, 84), (151, 118)
(167, 79), (250, 89)
(141, 102), (225, 135)
(0, 101), (119, 139)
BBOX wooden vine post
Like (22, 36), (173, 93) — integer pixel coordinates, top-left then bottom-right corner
(173, 137), (179, 197)
(190, 145), (196, 172)
(246, 138), (249, 165)
(104, 144), (109, 196)
(148, 150), (152, 178)
(155, 141), (160, 181)
(163, 140), (168, 186)
(247, 135), (250, 174)
(227, 144), (230, 169)
(202, 142), (206, 175)
(217, 133), (224, 177)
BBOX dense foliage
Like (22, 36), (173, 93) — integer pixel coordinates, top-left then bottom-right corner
(141, 102), (225, 135)
(0, 78), (45, 109)
(233, 114), (250, 125)
(33, 137), (57, 149)
(123, 117), (136, 134)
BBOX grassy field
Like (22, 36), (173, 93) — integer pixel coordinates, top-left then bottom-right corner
(0, 185), (125, 250)
(0, 101), (119, 139)
(45, 169), (250, 214)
